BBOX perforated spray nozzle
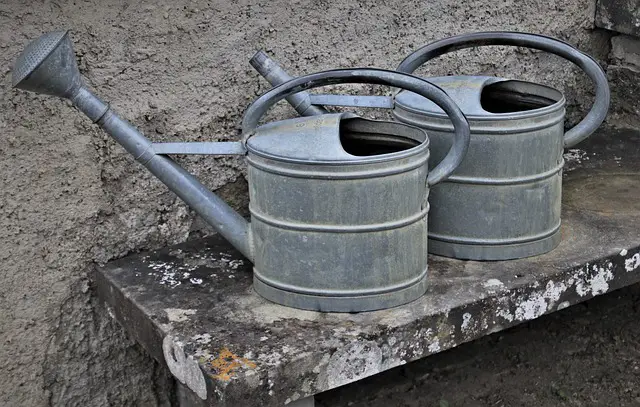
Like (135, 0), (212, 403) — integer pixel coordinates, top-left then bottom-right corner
(12, 30), (82, 98)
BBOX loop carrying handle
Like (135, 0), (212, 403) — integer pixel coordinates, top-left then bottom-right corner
(397, 32), (610, 148)
(242, 68), (471, 186)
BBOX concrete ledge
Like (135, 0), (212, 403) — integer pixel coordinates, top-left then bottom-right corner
(94, 128), (640, 406)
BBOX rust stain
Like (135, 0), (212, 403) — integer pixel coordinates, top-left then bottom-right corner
(209, 347), (257, 381)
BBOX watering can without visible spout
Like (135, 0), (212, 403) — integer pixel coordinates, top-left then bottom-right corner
(251, 32), (610, 260)
(12, 31), (470, 312)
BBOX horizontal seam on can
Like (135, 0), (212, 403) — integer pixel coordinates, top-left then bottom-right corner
(393, 111), (565, 134)
(428, 221), (561, 245)
(246, 142), (429, 165)
(250, 204), (429, 233)
(246, 156), (429, 179)
(446, 160), (564, 185)
(393, 97), (566, 121)
(252, 265), (429, 297)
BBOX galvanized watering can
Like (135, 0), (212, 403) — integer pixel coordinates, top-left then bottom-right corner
(252, 32), (610, 260)
(12, 31), (471, 312)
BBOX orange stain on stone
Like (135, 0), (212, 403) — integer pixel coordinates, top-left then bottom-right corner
(209, 347), (257, 381)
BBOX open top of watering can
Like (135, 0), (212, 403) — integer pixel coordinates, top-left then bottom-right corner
(247, 113), (427, 163)
(395, 75), (565, 119)
(395, 31), (610, 148)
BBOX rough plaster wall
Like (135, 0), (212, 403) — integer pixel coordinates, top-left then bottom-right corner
(0, 0), (612, 405)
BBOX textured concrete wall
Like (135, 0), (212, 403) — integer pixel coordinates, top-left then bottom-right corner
(0, 0), (615, 405)
(607, 34), (640, 128)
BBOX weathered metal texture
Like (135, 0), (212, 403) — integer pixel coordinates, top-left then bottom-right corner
(394, 32), (610, 260)
(93, 128), (640, 407)
(595, 0), (640, 38)
(247, 114), (430, 311)
(240, 70), (470, 312)
(394, 76), (566, 260)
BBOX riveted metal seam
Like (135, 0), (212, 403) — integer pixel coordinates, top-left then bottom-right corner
(250, 205), (429, 233)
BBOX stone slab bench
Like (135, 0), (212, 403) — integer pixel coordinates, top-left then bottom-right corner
(93, 128), (640, 406)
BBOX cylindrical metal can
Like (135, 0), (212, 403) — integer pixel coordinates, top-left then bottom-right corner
(394, 76), (565, 260)
(394, 32), (610, 260)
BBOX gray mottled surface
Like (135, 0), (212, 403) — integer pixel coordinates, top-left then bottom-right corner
(94, 128), (640, 407)
(0, 0), (628, 405)
(595, 0), (640, 38)
(606, 34), (640, 130)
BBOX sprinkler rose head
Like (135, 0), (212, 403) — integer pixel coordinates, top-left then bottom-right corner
(12, 30), (82, 98)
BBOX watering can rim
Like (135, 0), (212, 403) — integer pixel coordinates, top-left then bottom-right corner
(394, 75), (566, 121)
(246, 112), (431, 165)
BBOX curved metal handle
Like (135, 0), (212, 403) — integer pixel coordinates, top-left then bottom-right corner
(242, 68), (470, 186)
(397, 32), (610, 148)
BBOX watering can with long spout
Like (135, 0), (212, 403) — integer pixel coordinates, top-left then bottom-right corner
(251, 31), (610, 261)
(12, 31), (471, 312)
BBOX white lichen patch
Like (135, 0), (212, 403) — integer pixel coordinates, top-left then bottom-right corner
(563, 149), (589, 172)
(496, 260), (621, 325)
(483, 279), (506, 291)
(147, 260), (200, 288)
(514, 294), (548, 320)
(575, 263), (614, 297)
(192, 333), (212, 345)
(620, 249), (629, 256)
(498, 280), (568, 323)
(625, 252), (640, 272)
(496, 307), (514, 322)
(163, 249), (245, 277)
(459, 311), (487, 335)
(461, 313), (473, 332)
(257, 351), (284, 367)
(165, 308), (196, 323)
(148, 261), (182, 287)
(321, 341), (382, 388)
(427, 340), (441, 353)
(215, 256), (244, 270)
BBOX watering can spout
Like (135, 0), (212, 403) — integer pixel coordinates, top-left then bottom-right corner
(12, 31), (253, 261)
(250, 50), (327, 116)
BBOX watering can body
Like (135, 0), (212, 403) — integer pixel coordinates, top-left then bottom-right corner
(238, 68), (470, 311)
(393, 76), (566, 260)
(251, 32), (610, 261)
(247, 114), (431, 310)
(392, 32), (610, 260)
(12, 31), (471, 312)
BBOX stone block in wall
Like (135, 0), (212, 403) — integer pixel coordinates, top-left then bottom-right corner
(611, 34), (640, 69)
(606, 65), (640, 128)
(595, 0), (640, 37)
(605, 34), (640, 129)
